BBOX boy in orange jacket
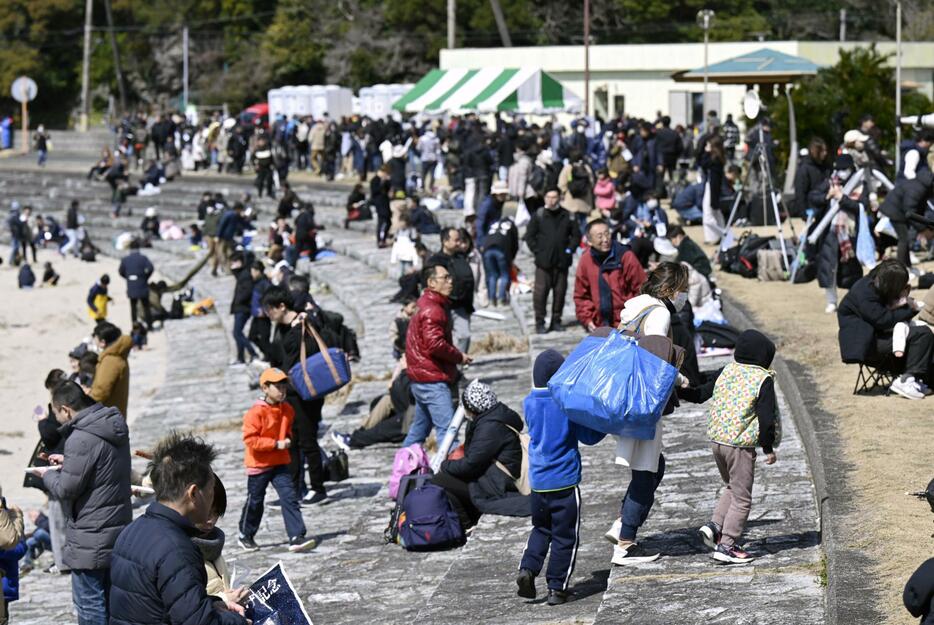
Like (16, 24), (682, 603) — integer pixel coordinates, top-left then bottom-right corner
(237, 368), (316, 553)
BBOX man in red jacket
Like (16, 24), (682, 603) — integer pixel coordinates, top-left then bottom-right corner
(573, 220), (646, 331)
(402, 263), (473, 446)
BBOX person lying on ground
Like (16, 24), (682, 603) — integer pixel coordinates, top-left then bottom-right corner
(331, 370), (414, 451)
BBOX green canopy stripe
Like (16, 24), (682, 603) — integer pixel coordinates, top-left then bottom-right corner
(497, 90), (519, 111)
(463, 69), (518, 110)
(540, 72), (565, 109)
(424, 69), (479, 111)
(392, 69), (445, 111)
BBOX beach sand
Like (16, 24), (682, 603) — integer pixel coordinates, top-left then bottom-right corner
(0, 244), (166, 509)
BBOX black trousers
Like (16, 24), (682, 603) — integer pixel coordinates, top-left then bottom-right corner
(248, 317), (274, 361)
(255, 168), (275, 198)
(130, 297), (153, 329)
(875, 325), (934, 380)
(377, 213), (391, 246)
(287, 395), (326, 494)
(892, 220), (911, 267)
(533, 267), (568, 328)
(349, 413), (405, 448)
(519, 487), (581, 592)
(431, 470), (480, 530)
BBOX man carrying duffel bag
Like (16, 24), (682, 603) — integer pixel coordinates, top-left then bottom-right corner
(262, 285), (350, 506)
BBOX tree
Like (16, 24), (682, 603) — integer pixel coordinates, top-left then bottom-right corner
(770, 45), (932, 168)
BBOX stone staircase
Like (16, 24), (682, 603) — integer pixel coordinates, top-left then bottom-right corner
(0, 163), (826, 625)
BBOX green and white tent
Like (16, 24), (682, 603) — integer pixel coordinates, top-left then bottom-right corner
(392, 67), (582, 115)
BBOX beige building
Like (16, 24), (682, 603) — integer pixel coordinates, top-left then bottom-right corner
(440, 41), (934, 125)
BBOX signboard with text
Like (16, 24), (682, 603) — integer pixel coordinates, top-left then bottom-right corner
(245, 562), (314, 625)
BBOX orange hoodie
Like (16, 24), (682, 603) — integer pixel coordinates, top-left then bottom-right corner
(242, 399), (294, 469)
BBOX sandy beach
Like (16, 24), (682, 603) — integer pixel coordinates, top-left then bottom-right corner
(0, 244), (166, 509)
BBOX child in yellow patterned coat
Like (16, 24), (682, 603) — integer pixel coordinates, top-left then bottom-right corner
(699, 329), (781, 565)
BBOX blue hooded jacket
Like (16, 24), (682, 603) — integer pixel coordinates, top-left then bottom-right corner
(0, 541), (27, 601)
(524, 388), (605, 492)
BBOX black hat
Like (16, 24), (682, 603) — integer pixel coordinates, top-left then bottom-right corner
(69, 343), (88, 360)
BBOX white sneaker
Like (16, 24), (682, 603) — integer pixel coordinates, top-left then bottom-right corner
(604, 519), (622, 545)
(611, 542), (661, 566)
(824, 303), (837, 314)
(890, 375), (925, 400)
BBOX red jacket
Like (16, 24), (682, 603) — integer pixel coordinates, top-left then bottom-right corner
(406, 289), (463, 384)
(573, 243), (646, 328)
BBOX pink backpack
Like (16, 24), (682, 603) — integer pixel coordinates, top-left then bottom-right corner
(388, 444), (431, 499)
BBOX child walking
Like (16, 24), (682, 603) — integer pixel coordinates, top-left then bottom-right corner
(238, 367), (316, 553)
(517, 350), (605, 605)
(700, 329), (781, 564)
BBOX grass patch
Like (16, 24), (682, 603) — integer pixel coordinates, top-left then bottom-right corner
(470, 331), (529, 355)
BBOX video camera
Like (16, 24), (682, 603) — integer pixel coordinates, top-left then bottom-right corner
(899, 114), (934, 129)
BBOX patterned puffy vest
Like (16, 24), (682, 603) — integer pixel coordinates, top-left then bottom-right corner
(706, 362), (781, 448)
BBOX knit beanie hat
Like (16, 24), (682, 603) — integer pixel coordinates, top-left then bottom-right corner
(462, 380), (497, 414)
(533, 349), (565, 388)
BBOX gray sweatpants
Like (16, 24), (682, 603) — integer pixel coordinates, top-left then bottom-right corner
(711, 443), (756, 547)
(48, 499), (69, 571)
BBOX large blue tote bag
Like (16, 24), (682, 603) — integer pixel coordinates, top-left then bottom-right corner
(288, 320), (352, 400)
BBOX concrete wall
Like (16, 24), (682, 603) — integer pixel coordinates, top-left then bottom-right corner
(440, 40), (934, 124)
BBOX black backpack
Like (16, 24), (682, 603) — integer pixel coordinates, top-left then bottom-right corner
(697, 321), (741, 349)
(567, 163), (590, 199)
(528, 165), (546, 195)
(726, 233), (773, 278)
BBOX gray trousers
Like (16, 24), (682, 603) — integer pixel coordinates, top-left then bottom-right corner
(452, 308), (471, 354)
(48, 499), (69, 572)
(711, 443), (756, 547)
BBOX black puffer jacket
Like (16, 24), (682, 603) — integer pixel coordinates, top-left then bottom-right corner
(42, 402), (131, 570)
(524, 207), (580, 271)
(837, 276), (917, 363)
(881, 169), (934, 224)
(793, 155), (829, 216)
(110, 503), (244, 625)
(440, 402), (529, 516)
(229, 266), (254, 315)
(904, 557), (934, 625)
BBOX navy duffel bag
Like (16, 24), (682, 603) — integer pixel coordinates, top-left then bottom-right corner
(288, 320), (352, 400)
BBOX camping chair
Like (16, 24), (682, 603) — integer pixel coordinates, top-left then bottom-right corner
(851, 362), (898, 396)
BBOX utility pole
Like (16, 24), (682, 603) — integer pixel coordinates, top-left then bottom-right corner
(447, 0), (455, 49)
(895, 0), (902, 174)
(839, 8), (847, 41)
(697, 10), (715, 128)
(182, 25), (189, 112)
(584, 0), (590, 116)
(489, 0), (511, 47)
(103, 0), (126, 114)
(79, 0), (93, 132)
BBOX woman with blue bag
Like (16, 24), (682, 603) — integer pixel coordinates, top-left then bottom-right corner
(604, 262), (690, 565)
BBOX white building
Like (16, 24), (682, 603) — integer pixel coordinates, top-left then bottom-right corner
(440, 41), (934, 126)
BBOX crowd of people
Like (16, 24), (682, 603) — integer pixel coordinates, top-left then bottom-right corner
(4, 92), (933, 625)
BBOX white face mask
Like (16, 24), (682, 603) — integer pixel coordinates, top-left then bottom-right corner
(672, 291), (689, 311)
(646, 199), (659, 209)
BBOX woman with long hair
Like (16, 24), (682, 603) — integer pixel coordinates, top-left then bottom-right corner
(700, 134), (727, 244)
(606, 262), (690, 565)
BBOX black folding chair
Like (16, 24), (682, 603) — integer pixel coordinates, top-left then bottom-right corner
(852, 363), (897, 396)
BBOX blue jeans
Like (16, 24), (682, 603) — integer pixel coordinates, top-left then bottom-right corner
(71, 568), (110, 625)
(403, 382), (456, 447)
(8, 237), (20, 264)
(619, 453), (666, 541)
(24, 528), (52, 563)
(38, 149), (47, 166)
(482, 247), (509, 303)
(238, 465), (307, 541)
(233, 311), (257, 362)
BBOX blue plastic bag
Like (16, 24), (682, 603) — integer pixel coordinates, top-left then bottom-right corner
(547, 332), (678, 440)
(856, 203), (877, 269)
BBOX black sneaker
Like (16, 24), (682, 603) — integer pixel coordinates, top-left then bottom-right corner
(611, 542), (661, 565)
(288, 535), (318, 553)
(698, 522), (722, 550)
(547, 589), (569, 606)
(548, 322), (563, 333)
(516, 568), (536, 599)
(238, 536), (260, 552)
(302, 490), (328, 506)
(535, 324), (548, 335)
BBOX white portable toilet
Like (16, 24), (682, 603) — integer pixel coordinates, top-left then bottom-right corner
(267, 88), (285, 121)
